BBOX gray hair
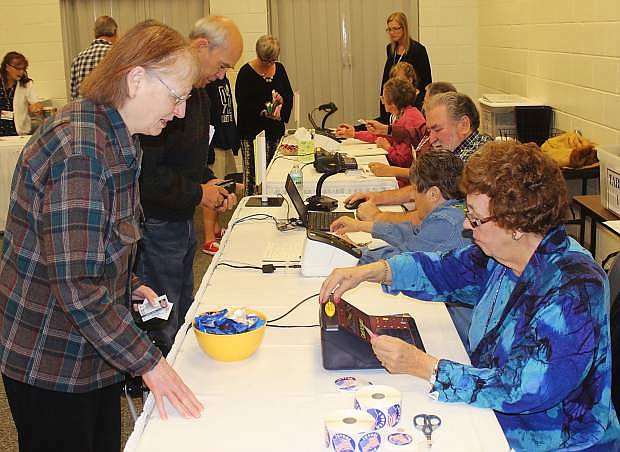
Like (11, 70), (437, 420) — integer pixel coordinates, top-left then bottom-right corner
(255, 35), (280, 61)
(94, 16), (117, 38)
(425, 81), (457, 97)
(189, 16), (235, 48)
(426, 92), (480, 131)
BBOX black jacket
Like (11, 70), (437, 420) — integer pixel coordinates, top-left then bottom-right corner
(139, 87), (214, 221)
(379, 39), (432, 122)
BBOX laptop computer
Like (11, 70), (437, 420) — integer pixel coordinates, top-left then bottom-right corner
(285, 174), (354, 231)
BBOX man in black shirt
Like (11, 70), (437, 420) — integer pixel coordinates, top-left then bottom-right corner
(137, 16), (243, 352)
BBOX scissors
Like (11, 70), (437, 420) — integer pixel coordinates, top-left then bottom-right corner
(413, 413), (442, 447)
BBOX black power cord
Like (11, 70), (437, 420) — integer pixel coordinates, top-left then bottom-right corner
(266, 293), (320, 328)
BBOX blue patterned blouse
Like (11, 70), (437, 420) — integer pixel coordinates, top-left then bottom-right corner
(385, 226), (620, 451)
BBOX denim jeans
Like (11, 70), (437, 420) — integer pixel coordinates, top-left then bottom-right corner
(136, 218), (196, 353)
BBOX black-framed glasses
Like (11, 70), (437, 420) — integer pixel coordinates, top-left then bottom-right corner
(151, 72), (191, 106)
(385, 26), (403, 32)
(8, 64), (26, 71)
(464, 207), (495, 228)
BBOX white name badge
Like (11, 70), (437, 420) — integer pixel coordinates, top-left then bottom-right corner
(1, 110), (14, 121)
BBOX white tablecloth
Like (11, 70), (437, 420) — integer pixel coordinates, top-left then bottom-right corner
(264, 152), (398, 198)
(125, 199), (509, 452)
(0, 136), (29, 231)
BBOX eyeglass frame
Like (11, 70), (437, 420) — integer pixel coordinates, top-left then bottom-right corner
(464, 207), (495, 228)
(8, 63), (27, 71)
(385, 26), (403, 32)
(150, 71), (191, 106)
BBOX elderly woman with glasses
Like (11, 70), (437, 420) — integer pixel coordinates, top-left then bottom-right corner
(235, 34), (293, 195)
(379, 11), (431, 121)
(319, 140), (620, 451)
(0, 21), (203, 452)
(0, 51), (43, 136)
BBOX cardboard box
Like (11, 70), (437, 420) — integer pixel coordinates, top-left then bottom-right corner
(597, 145), (620, 216)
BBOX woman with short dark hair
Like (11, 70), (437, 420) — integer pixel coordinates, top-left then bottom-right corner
(320, 141), (620, 451)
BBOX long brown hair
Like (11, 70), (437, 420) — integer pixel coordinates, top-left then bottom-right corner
(387, 12), (411, 55)
(80, 20), (197, 108)
(1, 52), (32, 87)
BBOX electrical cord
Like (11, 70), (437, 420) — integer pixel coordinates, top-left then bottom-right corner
(215, 261), (301, 273)
(266, 293), (319, 328)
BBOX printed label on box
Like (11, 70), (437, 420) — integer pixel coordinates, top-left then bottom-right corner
(607, 168), (620, 216)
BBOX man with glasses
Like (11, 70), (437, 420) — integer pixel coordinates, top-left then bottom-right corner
(347, 92), (492, 226)
(70, 16), (118, 100)
(136, 16), (243, 354)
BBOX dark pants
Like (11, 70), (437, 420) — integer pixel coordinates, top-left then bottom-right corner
(2, 375), (121, 452)
(136, 218), (196, 353)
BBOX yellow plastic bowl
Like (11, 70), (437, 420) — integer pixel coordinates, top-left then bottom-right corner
(193, 309), (267, 362)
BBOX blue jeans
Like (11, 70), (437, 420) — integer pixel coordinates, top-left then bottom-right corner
(136, 218), (196, 353)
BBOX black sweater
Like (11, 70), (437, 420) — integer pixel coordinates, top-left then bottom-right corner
(235, 62), (293, 141)
(379, 39), (432, 122)
(139, 87), (214, 221)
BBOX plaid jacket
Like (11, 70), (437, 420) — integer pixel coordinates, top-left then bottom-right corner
(452, 130), (493, 161)
(69, 39), (112, 100)
(0, 99), (161, 393)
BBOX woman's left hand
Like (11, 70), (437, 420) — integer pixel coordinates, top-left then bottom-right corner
(29, 102), (43, 115)
(371, 335), (438, 379)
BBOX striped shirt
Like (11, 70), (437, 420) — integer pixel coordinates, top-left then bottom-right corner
(0, 99), (161, 393)
(69, 39), (112, 100)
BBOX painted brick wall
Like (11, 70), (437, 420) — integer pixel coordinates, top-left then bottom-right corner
(419, 0), (480, 100)
(479, 0), (620, 145)
(0, 0), (67, 107)
(209, 0), (269, 89)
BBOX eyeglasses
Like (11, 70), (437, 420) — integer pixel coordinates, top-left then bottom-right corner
(259, 57), (277, 65)
(8, 64), (26, 71)
(464, 207), (495, 228)
(385, 26), (403, 32)
(151, 72), (191, 106)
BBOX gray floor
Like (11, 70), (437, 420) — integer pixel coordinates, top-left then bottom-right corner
(0, 209), (217, 451)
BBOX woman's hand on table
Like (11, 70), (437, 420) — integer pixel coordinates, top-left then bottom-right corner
(371, 335), (439, 380)
(142, 357), (204, 420)
(29, 102), (43, 115)
(335, 123), (355, 138)
(319, 260), (386, 303)
(368, 162), (396, 177)
(374, 137), (391, 152)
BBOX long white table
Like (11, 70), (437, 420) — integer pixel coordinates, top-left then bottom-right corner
(0, 135), (29, 232)
(264, 140), (399, 198)
(125, 198), (509, 452)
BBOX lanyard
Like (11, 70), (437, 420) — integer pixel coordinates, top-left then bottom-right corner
(1, 78), (14, 107)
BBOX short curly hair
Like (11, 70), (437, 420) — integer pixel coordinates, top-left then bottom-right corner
(460, 140), (568, 234)
(389, 62), (418, 88)
(382, 77), (416, 111)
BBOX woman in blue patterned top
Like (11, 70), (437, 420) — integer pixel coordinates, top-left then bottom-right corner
(319, 141), (620, 451)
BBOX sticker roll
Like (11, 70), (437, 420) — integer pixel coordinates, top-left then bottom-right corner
(324, 409), (380, 451)
(354, 385), (402, 431)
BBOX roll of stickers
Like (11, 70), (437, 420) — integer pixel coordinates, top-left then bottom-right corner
(324, 409), (380, 451)
(354, 385), (402, 431)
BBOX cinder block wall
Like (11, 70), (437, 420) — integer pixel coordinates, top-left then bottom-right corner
(419, 0), (479, 100)
(479, 0), (620, 145)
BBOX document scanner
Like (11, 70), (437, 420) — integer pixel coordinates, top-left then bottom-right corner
(300, 230), (361, 277)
